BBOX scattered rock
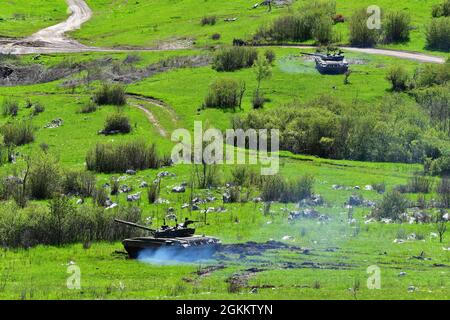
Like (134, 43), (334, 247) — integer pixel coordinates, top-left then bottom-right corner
(282, 235), (294, 241)
(172, 185), (186, 193)
(408, 286), (417, 293)
(44, 118), (63, 129)
(364, 185), (373, 191)
(106, 202), (118, 210)
(139, 181), (148, 188)
(158, 171), (175, 178)
(125, 169), (136, 175)
(126, 192), (141, 202)
(399, 272), (407, 276)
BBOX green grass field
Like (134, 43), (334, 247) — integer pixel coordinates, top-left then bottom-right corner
(0, 0), (67, 38)
(0, 1), (449, 300)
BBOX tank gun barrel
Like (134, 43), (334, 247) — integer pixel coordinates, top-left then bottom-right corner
(114, 219), (155, 234)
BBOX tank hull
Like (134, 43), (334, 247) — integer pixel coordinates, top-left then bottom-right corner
(123, 236), (221, 259)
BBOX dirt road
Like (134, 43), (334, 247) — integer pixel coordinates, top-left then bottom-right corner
(0, 0), (446, 64)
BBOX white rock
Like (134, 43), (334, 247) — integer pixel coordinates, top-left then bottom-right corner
(282, 235), (294, 241)
(364, 185), (373, 191)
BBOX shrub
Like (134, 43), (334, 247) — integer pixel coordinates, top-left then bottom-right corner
(426, 17), (450, 51)
(62, 170), (96, 197)
(261, 174), (314, 202)
(264, 49), (276, 64)
(230, 166), (260, 187)
(426, 155), (450, 176)
(31, 102), (45, 116)
(103, 113), (132, 134)
(211, 33), (221, 40)
(407, 174), (433, 193)
(201, 16), (216, 26)
(2, 99), (19, 117)
(386, 65), (410, 91)
(432, 0), (450, 17)
(349, 9), (379, 47)
(252, 91), (265, 109)
(29, 152), (62, 200)
(371, 191), (409, 221)
(279, 175), (315, 203)
(383, 11), (411, 43)
(437, 178), (450, 207)
(79, 101), (98, 114)
(413, 64), (450, 87)
(202, 78), (245, 110)
(312, 15), (334, 44)
(1, 121), (34, 146)
(92, 186), (108, 207)
(0, 202), (142, 247)
(92, 83), (127, 106)
(212, 47), (258, 72)
(86, 140), (161, 173)
(147, 181), (160, 204)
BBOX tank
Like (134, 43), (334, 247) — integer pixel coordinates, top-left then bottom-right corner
(301, 51), (349, 74)
(115, 218), (221, 259)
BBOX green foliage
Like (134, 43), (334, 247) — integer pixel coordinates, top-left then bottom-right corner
(372, 191), (409, 221)
(212, 46), (258, 72)
(385, 65), (410, 91)
(1, 121), (34, 146)
(260, 174), (314, 202)
(437, 178), (450, 207)
(29, 152), (61, 200)
(202, 78), (246, 110)
(200, 16), (216, 26)
(349, 9), (379, 47)
(147, 181), (160, 204)
(383, 11), (411, 43)
(426, 17), (450, 51)
(86, 140), (161, 173)
(237, 95), (438, 163)
(103, 112), (132, 134)
(432, 0), (450, 17)
(264, 49), (276, 64)
(254, 1), (336, 44)
(413, 63), (450, 87)
(2, 99), (19, 117)
(0, 201), (142, 247)
(61, 170), (96, 197)
(31, 102), (45, 116)
(79, 101), (98, 114)
(92, 83), (127, 106)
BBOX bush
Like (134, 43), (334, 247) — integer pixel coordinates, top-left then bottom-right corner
(386, 66), (410, 91)
(0, 201), (142, 247)
(426, 17), (450, 51)
(349, 9), (379, 47)
(403, 173), (433, 193)
(383, 11), (411, 43)
(92, 186), (108, 207)
(426, 155), (450, 176)
(312, 15), (334, 44)
(31, 102), (45, 115)
(86, 140), (161, 173)
(414, 64), (450, 87)
(202, 78), (245, 110)
(230, 166), (260, 187)
(79, 101), (98, 114)
(62, 170), (96, 197)
(29, 152), (62, 200)
(261, 174), (314, 202)
(252, 91), (265, 109)
(437, 178), (450, 207)
(371, 191), (409, 221)
(264, 49), (276, 64)
(201, 16), (216, 26)
(103, 113), (132, 134)
(211, 33), (221, 40)
(1, 121), (34, 146)
(432, 0), (450, 17)
(92, 83), (127, 106)
(2, 99), (19, 117)
(212, 47), (258, 72)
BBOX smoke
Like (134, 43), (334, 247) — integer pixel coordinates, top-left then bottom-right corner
(137, 246), (217, 265)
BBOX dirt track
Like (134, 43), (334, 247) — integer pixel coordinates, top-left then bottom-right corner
(0, 0), (446, 64)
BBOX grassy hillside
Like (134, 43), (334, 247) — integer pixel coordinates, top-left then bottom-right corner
(0, 0), (67, 38)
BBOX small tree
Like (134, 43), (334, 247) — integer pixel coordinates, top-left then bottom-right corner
(349, 9), (379, 47)
(386, 65), (410, 91)
(253, 56), (272, 109)
(383, 11), (411, 43)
